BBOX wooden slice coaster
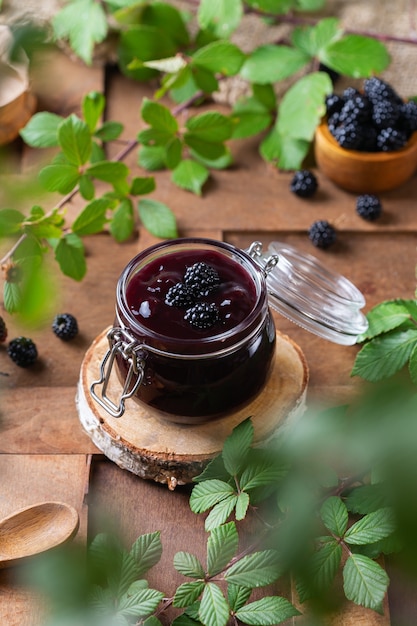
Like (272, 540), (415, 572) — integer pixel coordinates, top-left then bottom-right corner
(77, 328), (309, 489)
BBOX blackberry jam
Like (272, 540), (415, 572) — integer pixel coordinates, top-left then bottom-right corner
(92, 238), (276, 424)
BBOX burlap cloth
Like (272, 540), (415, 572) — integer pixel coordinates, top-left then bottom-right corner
(1, 0), (416, 101)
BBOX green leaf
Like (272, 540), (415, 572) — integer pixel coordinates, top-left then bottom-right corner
(130, 176), (156, 196)
(141, 2), (190, 47)
(184, 134), (227, 160)
(260, 127), (310, 170)
(222, 418), (254, 476)
(344, 508), (396, 546)
(112, 550), (142, 598)
(118, 24), (178, 81)
(95, 121), (124, 142)
(173, 552), (206, 578)
(143, 55), (188, 74)
(351, 329), (417, 381)
(235, 492), (250, 521)
(320, 35), (391, 78)
(174, 581), (206, 608)
(277, 71), (333, 140)
(38, 163), (80, 194)
(130, 531), (163, 578)
(138, 128), (174, 147)
(225, 550), (281, 588)
(118, 587), (164, 619)
(227, 584), (252, 612)
(23, 219), (63, 240)
(78, 174), (95, 200)
(207, 522), (238, 576)
(192, 66), (219, 94)
(58, 114), (92, 166)
(109, 198), (135, 243)
(345, 484), (388, 515)
(71, 197), (111, 236)
(82, 91), (105, 132)
(306, 540), (342, 598)
(138, 145), (167, 171)
(186, 112), (234, 143)
(165, 137), (183, 169)
(190, 479), (236, 514)
(87, 161), (130, 193)
(3, 281), (21, 314)
(197, 0), (243, 38)
(54, 233), (86, 280)
(0, 209), (24, 236)
(52, 0), (108, 65)
(171, 159), (209, 196)
(141, 98), (178, 134)
(138, 198), (178, 239)
(343, 553), (389, 612)
(291, 17), (341, 57)
(199, 583), (229, 626)
(204, 494), (238, 531)
(252, 83), (276, 111)
(320, 496), (348, 537)
(359, 299), (417, 341)
(231, 104), (272, 139)
(240, 45), (309, 84)
(192, 40), (246, 76)
(245, 0), (292, 12)
(20, 112), (62, 147)
(190, 147), (233, 170)
(409, 342), (417, 385)
(239, 456), (287, 491)
(235, 596), (300, 625)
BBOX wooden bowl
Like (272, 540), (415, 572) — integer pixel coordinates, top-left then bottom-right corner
(314, 121), (417, 193)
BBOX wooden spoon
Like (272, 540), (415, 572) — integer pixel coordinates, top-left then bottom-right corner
(0, 501), (79, 568)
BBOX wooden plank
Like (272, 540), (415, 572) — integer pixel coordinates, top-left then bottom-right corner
(0, 454), (90, 626)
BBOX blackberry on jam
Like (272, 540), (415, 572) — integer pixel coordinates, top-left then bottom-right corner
(52, 313), (79, 340)
(356, 194), (382, 221)
(165, 283), (196, 308)
(0, 316), (7, 343)
(184, 262), (220, 296)
(290, 170), (318, 198)
(184, 302), (220, 330)
(7, 337), (38, 367)
(308, 220), (337, 249)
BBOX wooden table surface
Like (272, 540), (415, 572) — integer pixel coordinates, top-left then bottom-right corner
(1, 48), (417, 625)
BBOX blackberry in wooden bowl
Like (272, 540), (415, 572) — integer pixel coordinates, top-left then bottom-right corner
(314, 78), (417, 193)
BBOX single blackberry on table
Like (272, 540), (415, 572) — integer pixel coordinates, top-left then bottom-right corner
(165, 282), (196, 308)
(376, 127), (408, 152)
(0, 316), (7, 343)
(356, 194), (382, 221)
(184, 302), (220, 330)
(7, 337), (38, 367)
(290, 170), (318, 198)
(52, 313), (79, 341)
(184, 262), (220, 296)
(308, 220), (337, 249)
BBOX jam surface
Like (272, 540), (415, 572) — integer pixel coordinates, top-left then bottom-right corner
(125, 248), (257, 340)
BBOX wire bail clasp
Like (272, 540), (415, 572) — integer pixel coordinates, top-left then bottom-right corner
(90, 327), (146, 418)
(247, 241), (279, 276)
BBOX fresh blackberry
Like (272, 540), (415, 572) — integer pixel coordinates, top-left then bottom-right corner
(165, 283), (196, 308)
(7, 337), (38, 367)
(399, 100), (417, 134)
(376, 127), (408, 152)
(308, 220), (337, 249)
(52, 313), (79, 340)
(0, 316), (7, 343)
(184, 302), (220, 330)
(290, 170), (318, 198)
(356, 194), (382, 221)
(364, 77), (402, 105)
(332, 122), (363, 150)
(327, 112), (341, 136)
(184, 262), (220, 296)
(325, 94), (344, 117)
(343, 86), (360, 101)
(371, 98), (401, 129)
(339, 95), (372, 125)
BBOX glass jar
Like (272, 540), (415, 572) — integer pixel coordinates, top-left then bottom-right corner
(90, 238), (278, 424)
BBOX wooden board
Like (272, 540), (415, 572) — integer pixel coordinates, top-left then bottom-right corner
(77, 328), (309, 488)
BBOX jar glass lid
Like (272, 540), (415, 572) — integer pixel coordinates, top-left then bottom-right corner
(260, 241), (368, 346)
